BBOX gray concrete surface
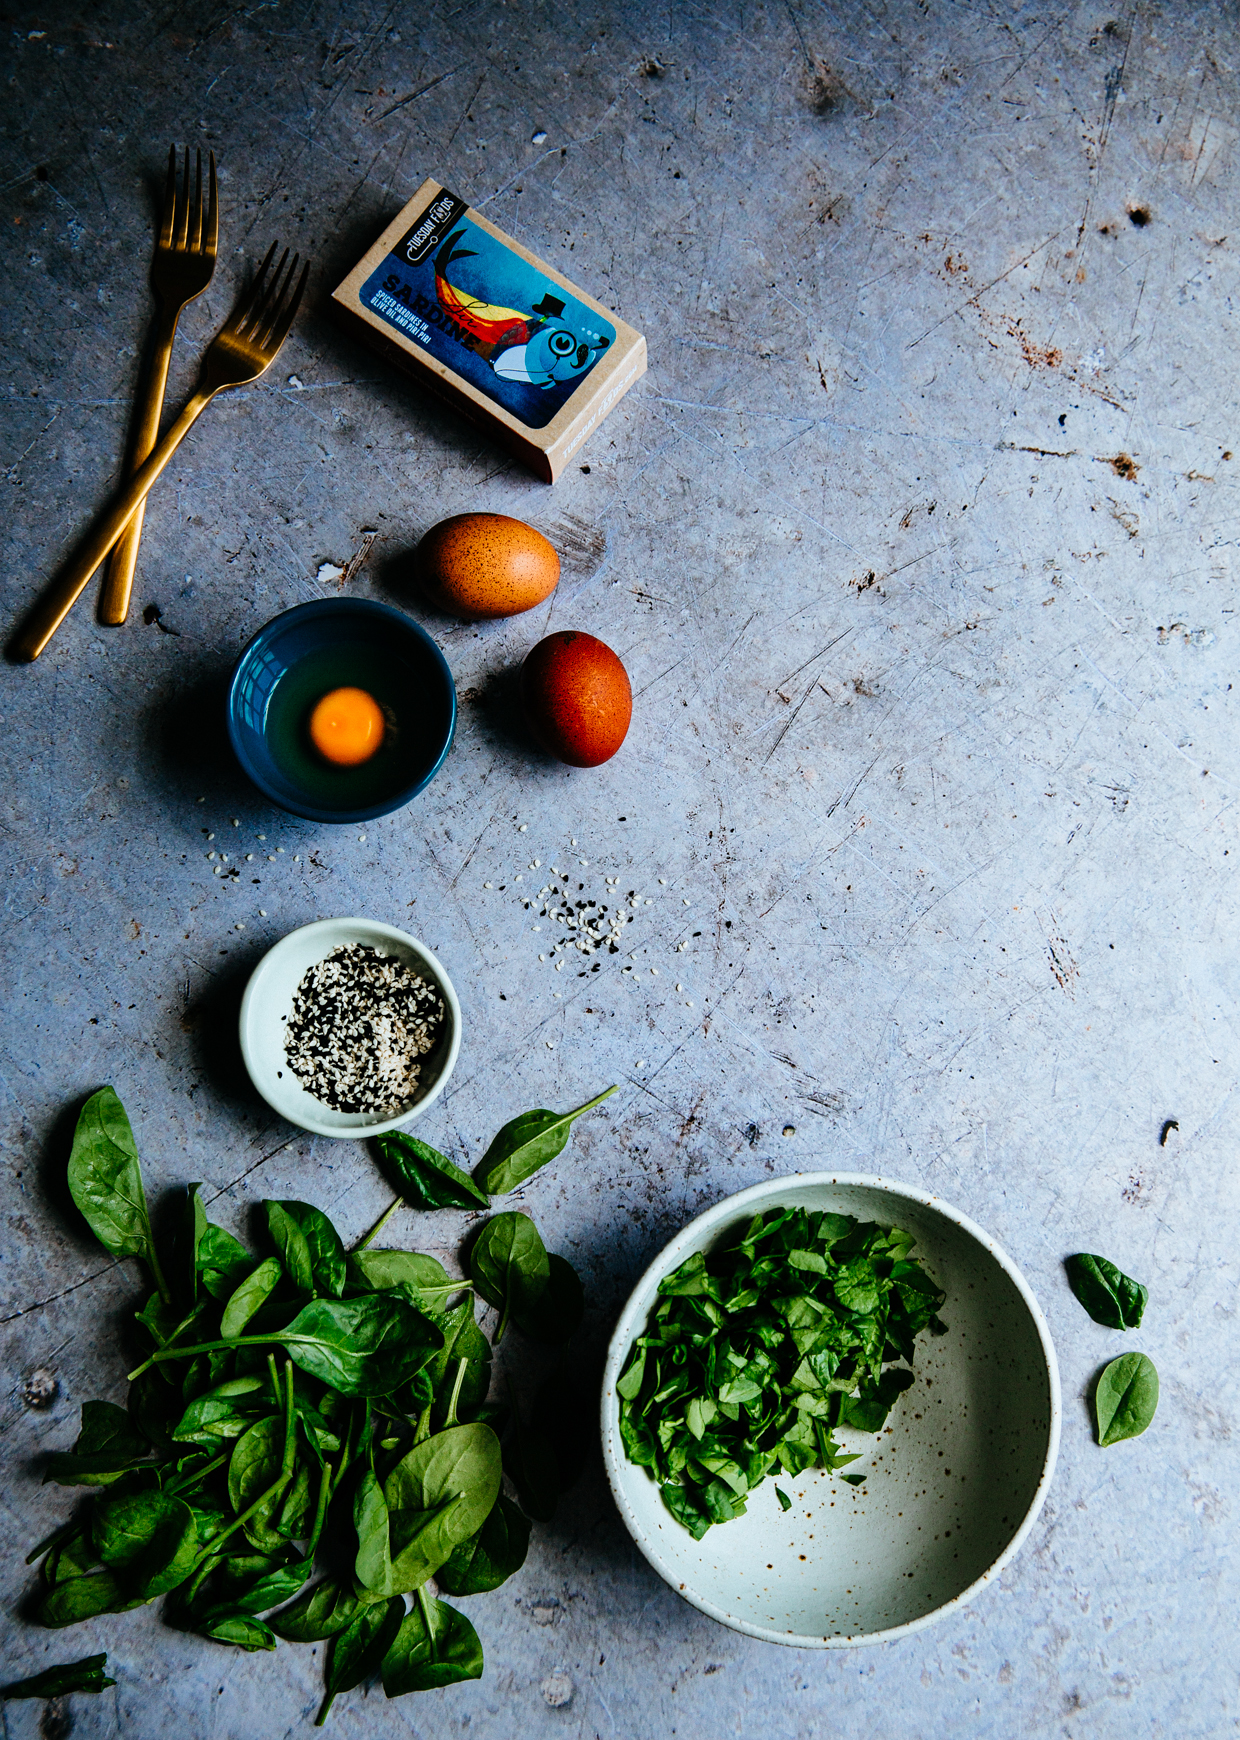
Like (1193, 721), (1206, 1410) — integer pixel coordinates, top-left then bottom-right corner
(1, 2), (1237, 1735)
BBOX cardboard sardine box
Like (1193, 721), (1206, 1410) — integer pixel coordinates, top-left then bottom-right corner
(332, 180), (646, 483)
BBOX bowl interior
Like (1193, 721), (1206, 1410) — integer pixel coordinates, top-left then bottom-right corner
(603, 1176), (1056, 1647)
(228, 601), (456, 822)
(239, 919), (459, 1137)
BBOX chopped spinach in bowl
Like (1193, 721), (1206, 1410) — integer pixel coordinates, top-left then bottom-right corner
(616, 1207), (947, 1538)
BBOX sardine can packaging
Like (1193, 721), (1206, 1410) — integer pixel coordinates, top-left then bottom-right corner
(332, 180), (646, 483)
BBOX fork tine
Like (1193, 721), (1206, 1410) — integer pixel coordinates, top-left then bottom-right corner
(158, 143), (176, 247)
(240, 246), (290, 338)
(189, 148), (203, 252)
(176, 145), (191, 250)
(259, 258), (310, 357)
(223, 240), (279, 332)
(204, 151), (218, 260)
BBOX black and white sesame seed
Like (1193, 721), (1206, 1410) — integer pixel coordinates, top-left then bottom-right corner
(283, 943), (445, 1116)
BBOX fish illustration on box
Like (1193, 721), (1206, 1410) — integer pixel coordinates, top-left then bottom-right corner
(433, 230), (612, 390)
(356, 192), (617, 431)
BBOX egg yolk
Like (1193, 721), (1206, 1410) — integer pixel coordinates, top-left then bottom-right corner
(308, 687), (385, 766)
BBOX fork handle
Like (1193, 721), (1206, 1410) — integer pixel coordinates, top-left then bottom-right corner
(10, 388), (215, 662)
(99, 300), (181, 627)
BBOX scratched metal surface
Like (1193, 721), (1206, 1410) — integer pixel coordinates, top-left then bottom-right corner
(0, 2), (1236, 1736)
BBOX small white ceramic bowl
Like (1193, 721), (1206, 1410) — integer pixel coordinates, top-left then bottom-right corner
(238, 917), (461, 1139)
(602, 1173), (1059, 1648)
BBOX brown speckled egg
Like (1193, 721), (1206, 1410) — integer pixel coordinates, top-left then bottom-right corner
(417, 513), (559, 620)
(521, 632), (632, 768)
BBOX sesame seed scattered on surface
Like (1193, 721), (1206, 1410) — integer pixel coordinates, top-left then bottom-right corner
(283, 943), (445, 1116)
(570, 838), (577, 846)
(231, 819), (239, 826)
(259, 910), (267, 917)
(268, 855), (277, 862)
(483, 881), (493, 889)
(518, 824), (528, 831)
(257, 835), (265, 841)
(207, 832), (215, 841)
(658, 877), (667, 885)
(245, 854), (253, 861)
(636, 1060), (646, 1068)
(235, 923), (245, 931)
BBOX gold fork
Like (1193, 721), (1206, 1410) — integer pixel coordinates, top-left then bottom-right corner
(99, 145), (219, 627)
(11, 244), (309, 662)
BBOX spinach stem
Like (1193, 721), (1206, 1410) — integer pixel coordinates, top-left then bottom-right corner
(145, 1234), (173, 1307)
(185, 1453), (295, 1600)
(166, 1449), (230, 1496)
(444, 1357), (467, 1429)
(305, 1460), (332, 1558)
(413, 1401), (433, 1446)
(25, 1518), (82, 1566)
(416, 1583), (437, 1657)
(127, 1330), (316, 1382)
(352, 1197), (401, 1253)
(315, 1692), (335, 1727)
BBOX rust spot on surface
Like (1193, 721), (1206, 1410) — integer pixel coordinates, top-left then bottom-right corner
(1099, 452), (1140, 481)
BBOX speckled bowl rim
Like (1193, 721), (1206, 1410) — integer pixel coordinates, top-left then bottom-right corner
(226, 598), (457, 825)
(600, 1172), (1061, 1649)
(238, 916), (462, 1138)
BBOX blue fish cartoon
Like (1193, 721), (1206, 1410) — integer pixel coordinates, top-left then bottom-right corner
(433, 230), (611, 389)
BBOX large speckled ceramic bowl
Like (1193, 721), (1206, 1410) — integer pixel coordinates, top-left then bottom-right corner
(601, 1174), (1059, 1648)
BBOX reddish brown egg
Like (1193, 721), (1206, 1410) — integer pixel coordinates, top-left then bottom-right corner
(521, 632), (632, 767)
(417, 513), (559, 620)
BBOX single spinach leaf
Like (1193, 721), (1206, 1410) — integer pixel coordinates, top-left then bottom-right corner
(436, 1493), (530, 1595)
(472, 1086), (617, 1195)
(514, 1252), (583, 1343)
(228, 1416), (287, 1551)
(202, 1553), (310, 1619)
(278, 1294), (441, 1396)
(173, 1375), (269, 1444)
(43, 1401), (153, 1486)
(382, 1594), (484, 1694)
(128, 1369), (181, 1455)
(1066, 1253), (1148, 1331)
(354, 1468), (394, 1594)
(266, 1201), (346, 1299)
(92, 1490), (198, 1599)
(375, 1131), (489, 1211)
(200, 1612), (278, 1651)
(319, 1597), (405, 1725)
(838, 1367), (915, 1433)
(468, 1214), (549, 1341)
(1094, 1352), (1159, 1446)
(37, 1571), (127, 1628)
(198, 1223), (255, 1301)
(383, 1423), (502, 1592)
(775, 1486), (792, 1512)
(424, 1302), (492, 1421)
(348, 1249), (465, 1312)
(0, 1653), (115, 1698)
(220, 1257), (283, 1338)
(66, 1087), (167, 1299)
(152, 1293), (443, 1398)
(268, 1577), (361, 1643)
(503, 1407), (558, 1523)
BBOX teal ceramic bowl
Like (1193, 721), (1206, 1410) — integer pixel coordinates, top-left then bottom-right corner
(227, 599), (456, 823)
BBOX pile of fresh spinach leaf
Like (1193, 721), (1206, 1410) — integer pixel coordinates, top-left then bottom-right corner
(26, 1088), (593, 1725)
(616, 1206), (946, 1538)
